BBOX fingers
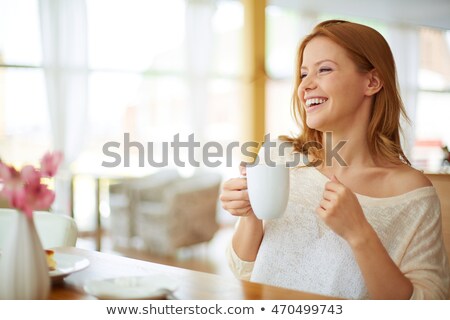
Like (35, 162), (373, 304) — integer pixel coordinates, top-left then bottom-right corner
(330, 174), (340, 183)
(319, 199), (332, 211)
(221, 198), (253, 217)
(239, 164), (247, 177)
(220, 190), (251, 213)
(324, 181), (346, 194)
(325, 181), (338, 191)
(223, 200), (250, 209)
(222, 177), (247, 191)
(322, 190), (337, 201)
(220, 190), (249, 202)
(315, 206), (326, 217)
(220, 176), (253, 217)
(228, 207), (253, 217)
(318, 188), (338, 215)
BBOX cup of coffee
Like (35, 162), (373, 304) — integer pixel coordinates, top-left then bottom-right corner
(246, 163), (290, 220)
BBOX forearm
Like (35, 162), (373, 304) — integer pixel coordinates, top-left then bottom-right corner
(350, 226), (413, 299)
(232, 215), (264, 261)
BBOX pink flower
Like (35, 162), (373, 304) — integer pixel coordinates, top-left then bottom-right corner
(11, 184), (56, 219)
(0, 151), (63, 218)
(21, 165), (42, 187)
(40, 151), (64, 178)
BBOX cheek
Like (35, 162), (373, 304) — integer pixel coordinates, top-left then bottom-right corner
(328, 77), (364, 101)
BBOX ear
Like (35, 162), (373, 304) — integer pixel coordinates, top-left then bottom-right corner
(365, 69), (383, 96)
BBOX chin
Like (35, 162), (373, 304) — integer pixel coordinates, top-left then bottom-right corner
(306, 119), (325, 131)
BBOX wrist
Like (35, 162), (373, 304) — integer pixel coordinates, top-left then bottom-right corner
(241, 212), (262, 225)
(347, 223), (378, 251)
(238, 214), (263, 235)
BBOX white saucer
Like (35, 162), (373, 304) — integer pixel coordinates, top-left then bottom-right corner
(84, 275), (179, 300)
(49, 253), (90, 283)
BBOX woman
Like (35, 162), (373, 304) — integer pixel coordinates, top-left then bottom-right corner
(220, 20), (450, 299)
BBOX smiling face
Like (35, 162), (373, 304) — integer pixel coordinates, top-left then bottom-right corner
(298, 36), (373, 133)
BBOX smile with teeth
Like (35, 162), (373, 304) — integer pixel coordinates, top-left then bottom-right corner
(305, 98), (328, 108)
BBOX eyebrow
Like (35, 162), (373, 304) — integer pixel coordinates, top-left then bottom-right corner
(301, 59), (337, 70)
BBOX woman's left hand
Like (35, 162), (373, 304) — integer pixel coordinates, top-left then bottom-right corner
(316, 175), (372, 247)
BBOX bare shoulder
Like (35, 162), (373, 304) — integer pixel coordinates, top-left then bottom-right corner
(388, 164), (432, 194)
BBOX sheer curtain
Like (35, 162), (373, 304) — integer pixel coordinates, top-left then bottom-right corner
(386, 25), (420, 159)
(39, 0), (88, 215)
(186, 0), (215, 170)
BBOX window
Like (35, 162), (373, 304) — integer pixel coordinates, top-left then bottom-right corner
(0, 0), (51, 165)
(1, 0), (247, 228)
(265, 6), (304, 138)
(413, 28), (450, 171)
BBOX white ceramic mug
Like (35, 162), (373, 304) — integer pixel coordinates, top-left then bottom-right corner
(246, 163), (290, 220)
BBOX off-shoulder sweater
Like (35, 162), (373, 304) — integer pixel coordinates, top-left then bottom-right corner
(227, 143), (450, 299)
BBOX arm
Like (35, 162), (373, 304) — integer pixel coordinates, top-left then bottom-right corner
(349, 224), (413, 299)
(317, 175), (413, 299)
(232, 214), (264, 261)
(400, 197), (450, 299)
(220, 169), (264, 262)
(221, 165), (264, 279)
(220, 167), (263, 280)
(224, 214), (263, 280)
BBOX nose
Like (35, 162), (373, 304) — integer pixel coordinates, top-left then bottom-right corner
(298, 74), (317, 98)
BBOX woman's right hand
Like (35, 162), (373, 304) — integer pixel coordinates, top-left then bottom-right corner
(220, 166), (255, 217)
(223, 166), (264, 262)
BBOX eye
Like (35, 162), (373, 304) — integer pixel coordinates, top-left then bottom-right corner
(319, 67), (332, 73)
(300, 73), (308, 79)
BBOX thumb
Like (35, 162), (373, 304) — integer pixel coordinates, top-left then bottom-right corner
(239, 161), (248, 177)
(331, 174), (341, 184)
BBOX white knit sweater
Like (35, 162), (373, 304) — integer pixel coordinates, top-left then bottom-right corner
(227, 144), (450, 299)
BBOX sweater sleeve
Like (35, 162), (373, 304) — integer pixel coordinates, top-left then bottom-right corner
(400, 194), (450, 299)
(226, 240), (255, 280)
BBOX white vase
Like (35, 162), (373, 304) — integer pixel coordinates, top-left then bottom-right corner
(0, 211), (50, 299)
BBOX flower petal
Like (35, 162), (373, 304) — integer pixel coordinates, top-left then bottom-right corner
(40, 151), (64, 177)
(21, 165), (41, 186)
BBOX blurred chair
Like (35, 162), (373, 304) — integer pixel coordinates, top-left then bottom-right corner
(108, 169), (180, 248)
(0, 209), (78, 250)
(426, 174), (450, 299)
(134, 172), (222, 256)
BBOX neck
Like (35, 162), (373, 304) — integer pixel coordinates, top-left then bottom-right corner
(321, 131), (375, 170)
(319, 97), (379, 171)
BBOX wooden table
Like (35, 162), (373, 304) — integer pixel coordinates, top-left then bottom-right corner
(50, 247), (338, 300)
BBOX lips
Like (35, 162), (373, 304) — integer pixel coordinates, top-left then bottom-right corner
(305, 97), (328, 108)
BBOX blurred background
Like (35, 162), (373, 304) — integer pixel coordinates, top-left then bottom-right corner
(1, 0), (450, 276)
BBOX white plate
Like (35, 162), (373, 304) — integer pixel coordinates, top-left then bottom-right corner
(49, 253), (90, 283)
(83, 275), (179, 300)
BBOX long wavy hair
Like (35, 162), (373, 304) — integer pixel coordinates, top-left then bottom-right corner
(281, 19), (410, 165)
